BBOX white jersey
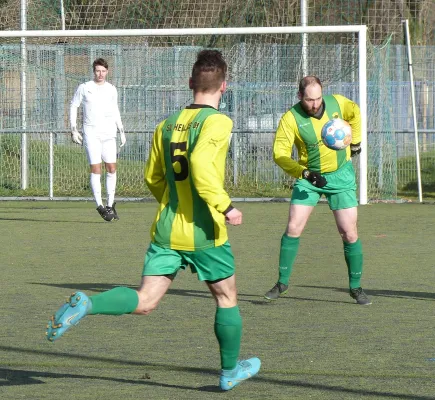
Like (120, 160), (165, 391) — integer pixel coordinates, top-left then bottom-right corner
(70, 80), (122, 138)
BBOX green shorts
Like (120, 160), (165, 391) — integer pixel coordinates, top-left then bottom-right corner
(142, 241), (235, 282)
(291, 161), (358, 211)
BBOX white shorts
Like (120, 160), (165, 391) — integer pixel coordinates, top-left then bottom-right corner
(83, 135), (117, 165)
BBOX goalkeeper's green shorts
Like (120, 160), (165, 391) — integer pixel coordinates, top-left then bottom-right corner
(142, 241), (235, 282)
(291, 160), (358, 211)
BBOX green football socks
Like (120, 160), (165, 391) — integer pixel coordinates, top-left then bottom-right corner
(343, 239), (363, 289)
(214, 306), (242, 370)
(278, 234), (300, 285)
(88, 286), (139, 315)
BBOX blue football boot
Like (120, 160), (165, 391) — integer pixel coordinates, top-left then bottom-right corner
(46, 292), (90, 342)
(219, 357), (261, 391)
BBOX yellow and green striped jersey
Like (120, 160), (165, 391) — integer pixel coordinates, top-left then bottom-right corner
(145, 105), (233, 251)
(273, 94), (361, 178)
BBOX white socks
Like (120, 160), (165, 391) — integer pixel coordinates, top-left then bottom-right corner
(106, 171), (117, 207)
(91, 171), (117, 207)
(90, 173), (103, 207)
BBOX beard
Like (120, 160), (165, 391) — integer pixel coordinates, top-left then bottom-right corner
(301, 101), (323, 117)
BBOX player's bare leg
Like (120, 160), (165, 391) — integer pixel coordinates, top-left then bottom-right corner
(134, 275), (174, 315)
(46, 275), (172, 341)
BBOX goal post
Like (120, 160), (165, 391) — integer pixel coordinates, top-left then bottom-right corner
(0, 26), (369, 203)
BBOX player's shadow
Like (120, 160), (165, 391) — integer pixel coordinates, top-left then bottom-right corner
(0, 367), (193, 390)
(249, 296), (352, 305)
(30, 282), (216, 301)
(0, 345), (225, 392)
(0, 206), (51, 210)
(30, 282), (362, 305)
(1, 348), (433, 399)
(0, 216), (102, 223)
(297, 285), (435, 301)
(31, 281), (284, 304)
(0, 206), (108, 223)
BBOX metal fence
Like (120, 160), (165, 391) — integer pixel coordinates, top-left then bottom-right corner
(1, 128), (434, 199)
(1, 43), (434, 200)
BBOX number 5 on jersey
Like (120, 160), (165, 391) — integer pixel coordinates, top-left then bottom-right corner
(170, 142), (188, 181)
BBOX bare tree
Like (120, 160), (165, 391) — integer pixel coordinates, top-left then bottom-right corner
(0, 0), (433, 45)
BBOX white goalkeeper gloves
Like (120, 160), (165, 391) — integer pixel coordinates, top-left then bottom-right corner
(119, 129), (126, 148)
(71, 127), (83, 145)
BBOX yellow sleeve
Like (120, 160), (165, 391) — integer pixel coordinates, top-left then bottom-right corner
(190, 114), (233, 214)
(144, 121), (167, 203)
(334, 94), (362, 145)
(273, 112), (305, 179)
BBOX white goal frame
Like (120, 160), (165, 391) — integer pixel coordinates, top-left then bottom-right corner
(2, 26), (368, 204)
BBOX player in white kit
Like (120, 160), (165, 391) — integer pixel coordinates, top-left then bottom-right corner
(70, 58), (126, 221)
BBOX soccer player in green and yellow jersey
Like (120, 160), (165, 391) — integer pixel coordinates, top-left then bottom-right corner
(144, 96), (234, 251)
(263, 76), (371, 305)
(46, 50), (260, 391)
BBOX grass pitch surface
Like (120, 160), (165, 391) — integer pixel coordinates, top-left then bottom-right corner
(1, 201), (434, 399)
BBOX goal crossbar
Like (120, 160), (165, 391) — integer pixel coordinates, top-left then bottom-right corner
(2, 25), (367, 37)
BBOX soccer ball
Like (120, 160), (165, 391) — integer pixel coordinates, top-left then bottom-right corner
(321, 118), (352, 151)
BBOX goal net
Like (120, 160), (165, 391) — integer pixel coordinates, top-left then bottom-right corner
(0, 27), (395, 202)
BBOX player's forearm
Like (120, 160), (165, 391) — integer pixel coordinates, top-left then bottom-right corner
(347, 112), (361, 144)
(196, 186), (232, 214)
(200, 194), (232, 214)
(146, 182), (166, 203)
(342, 99), (362, 144)
(116, 119), (124, 131)
(273, 153), (305, 178)
(191, 168), (232, 213)
(350, 121), (361, 144)
(144, 170), (166, 203)
(69, 106), (78, 129)
(114, 106), (124, 131)
(190, 144), (232, 213)
(144, 152), (166, 203)
(273, 135), (304, 178)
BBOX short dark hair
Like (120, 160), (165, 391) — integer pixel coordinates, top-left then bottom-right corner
(298, 76), (322, 96)
(190, 50), (227, 93)
(93, 58), (109, 71)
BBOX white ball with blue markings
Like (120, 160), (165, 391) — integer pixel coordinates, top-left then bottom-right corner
(321, 118), (352, 151)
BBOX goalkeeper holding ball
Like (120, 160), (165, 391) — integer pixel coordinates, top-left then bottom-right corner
(264, 76), (371, 305)
(70, 58), (126, 221)
(47, 50), (260, 391)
